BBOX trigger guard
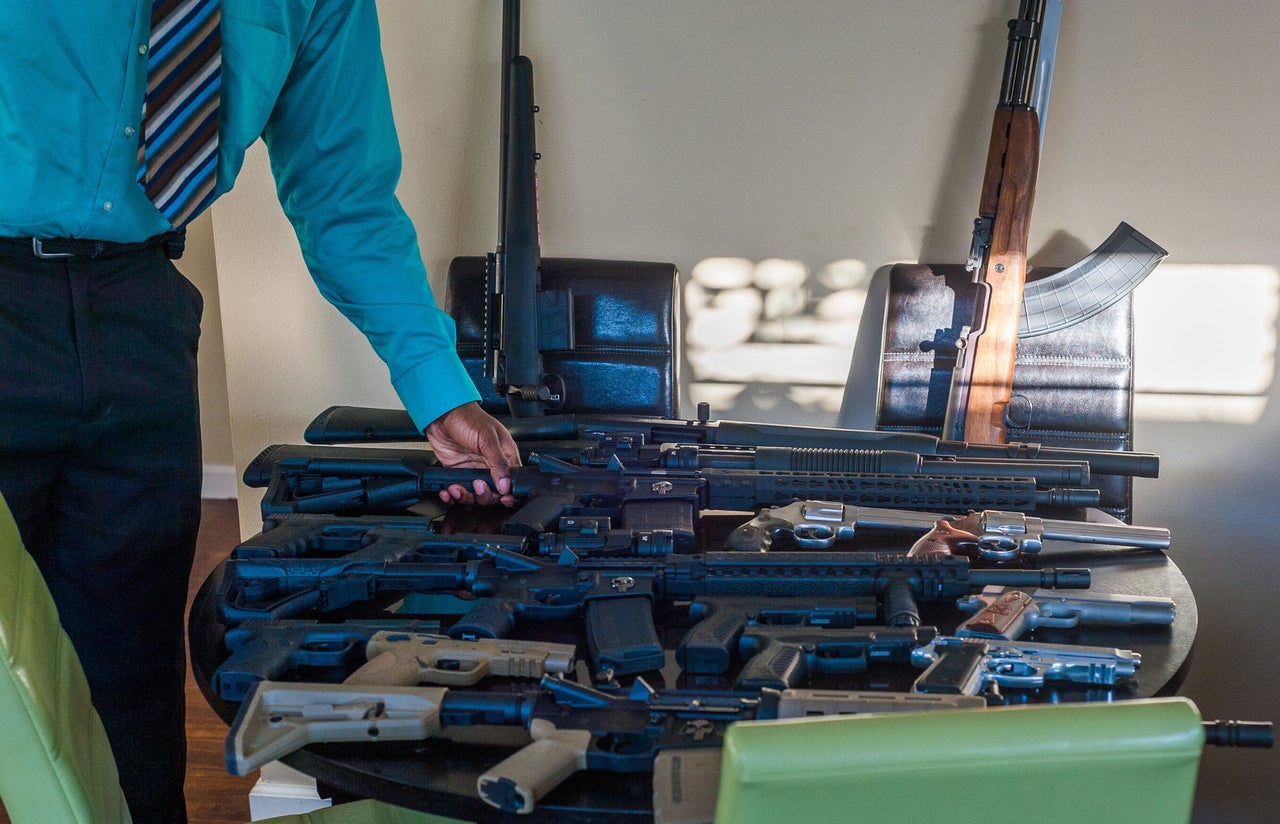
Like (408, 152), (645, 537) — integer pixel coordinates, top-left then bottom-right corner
(793, 524), (837, 548)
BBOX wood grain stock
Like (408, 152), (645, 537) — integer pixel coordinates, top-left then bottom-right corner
(964, 107), (1039, 443)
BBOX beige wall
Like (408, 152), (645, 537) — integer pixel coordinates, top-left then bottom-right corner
(211, 0), (1280, 531)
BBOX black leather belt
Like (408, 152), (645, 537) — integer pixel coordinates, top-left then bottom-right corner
(0, 230), (186, 260)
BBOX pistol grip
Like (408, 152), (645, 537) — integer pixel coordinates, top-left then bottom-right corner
(912, 642), (989, 695)
(735, 640), (808, 691)
(344, 649), (424, 686)
(449, 597), (515, 640)
(677, 611), (746, 674)
(477, 722), (591, 813)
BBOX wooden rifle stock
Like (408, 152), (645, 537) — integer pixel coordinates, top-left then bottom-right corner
(943, 0), (1047, 445)
(961, 107), (1039, 443)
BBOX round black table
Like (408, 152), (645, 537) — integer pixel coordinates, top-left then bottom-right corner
(189, 522), (1197, 823)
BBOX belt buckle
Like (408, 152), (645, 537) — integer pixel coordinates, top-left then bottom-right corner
(32, 239), (76, 259)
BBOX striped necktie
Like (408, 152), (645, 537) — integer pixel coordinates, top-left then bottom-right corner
(137, 0), (221, 227)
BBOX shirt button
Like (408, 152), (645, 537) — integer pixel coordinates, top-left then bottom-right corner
(103, 202), (114, 212)
(124, 126), (136, 137)
(138, 44), (148, 55)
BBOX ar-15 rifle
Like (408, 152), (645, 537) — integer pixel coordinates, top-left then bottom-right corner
(301, 404), (1162, 479)
(226, 676), (985, 806)
(216, 543), (1089, 676)
(245, 444), (1104, 531)
(228, 676), (1274, 815)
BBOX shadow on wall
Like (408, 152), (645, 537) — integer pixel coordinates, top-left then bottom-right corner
(683, 259), (1279, 430)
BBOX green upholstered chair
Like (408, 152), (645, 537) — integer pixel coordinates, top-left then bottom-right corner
(714, 697), (1207, 824)
(0, 492), (465, 824)
(254, 798), (465, 824)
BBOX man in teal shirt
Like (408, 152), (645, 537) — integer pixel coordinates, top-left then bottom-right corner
(0, 2), (520, 819)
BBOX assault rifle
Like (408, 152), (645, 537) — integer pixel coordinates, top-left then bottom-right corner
(226, 676), (986, 807)
(942, 0), (1047, 443)
(227, 676), (1273, 814)
(245, 444), (1104, 528)
(216, 543), (1090, 676)
(301, 404), (1162, 479)
(941, 1), (1167, 443)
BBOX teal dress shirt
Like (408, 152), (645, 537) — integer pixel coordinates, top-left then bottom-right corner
(0, 0), (480, 430)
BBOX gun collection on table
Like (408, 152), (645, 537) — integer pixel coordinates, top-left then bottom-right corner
(203, 398), (1276, 817)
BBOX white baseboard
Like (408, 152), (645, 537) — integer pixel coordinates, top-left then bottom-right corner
(248, 762), (331, 821)
(202, 463), (238, 499)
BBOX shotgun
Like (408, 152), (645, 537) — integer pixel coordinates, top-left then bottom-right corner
(486, 0), (573, 416)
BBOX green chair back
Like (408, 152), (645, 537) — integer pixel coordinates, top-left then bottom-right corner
(0, 492), (132, 823)
(715, 697), (1206, 824)
(256, 798), (469, 823)
(0, 492), (467, 824)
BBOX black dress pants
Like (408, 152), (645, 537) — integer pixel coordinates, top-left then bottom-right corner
(0, 239), (203, 823)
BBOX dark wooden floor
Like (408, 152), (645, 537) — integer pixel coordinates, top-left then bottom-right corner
(0, 498), (255, 824)
(184, 498), (258, 824)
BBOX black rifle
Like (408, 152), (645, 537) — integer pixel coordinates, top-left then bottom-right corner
(216, 543), (1090, 676)
(301, 404), (1161, 479)
(245, 444), (1103, 527)
(483, 0), (574, 416)
(229, 675), (1272, 814)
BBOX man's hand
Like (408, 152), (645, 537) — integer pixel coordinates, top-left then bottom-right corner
(425, 402), (521, 506)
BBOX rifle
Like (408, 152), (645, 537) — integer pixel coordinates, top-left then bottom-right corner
(245, 444), (1104, 528)
(227, 676), (1274, 814)
(216, 543), (1090, 676)
(485, 0), (573, 415)
(226, 676), (984, 802)
(301, 404), (1162, 479)
(941, 0), (1048, 444)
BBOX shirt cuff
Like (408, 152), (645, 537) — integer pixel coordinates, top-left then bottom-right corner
(392, 352), (483, 433)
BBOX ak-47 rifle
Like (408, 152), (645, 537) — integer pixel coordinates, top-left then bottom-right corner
(941, 1), (1168, 444)
(942, 0), (1049, 444)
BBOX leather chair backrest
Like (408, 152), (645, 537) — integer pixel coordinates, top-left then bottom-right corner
(874, 263), (1136, 521)
(447, 256), (681, 418)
